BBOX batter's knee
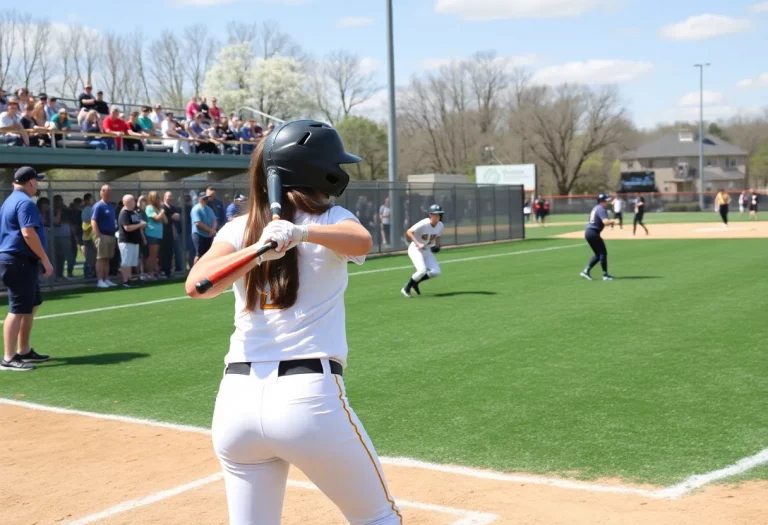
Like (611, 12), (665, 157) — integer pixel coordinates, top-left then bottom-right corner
(427, 268), (441, 278)
(412, 270), (427, 281)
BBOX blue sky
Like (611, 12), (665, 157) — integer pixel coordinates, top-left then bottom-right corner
(45, 0), (768, 129)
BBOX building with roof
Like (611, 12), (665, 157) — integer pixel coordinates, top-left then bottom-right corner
(619, 130), (747, 193)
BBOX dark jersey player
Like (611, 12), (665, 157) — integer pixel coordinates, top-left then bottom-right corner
(580, 194), (618, 281)
(632, 193), (649, 236)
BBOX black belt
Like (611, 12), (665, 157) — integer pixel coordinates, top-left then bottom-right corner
(225, 358), (343, 377)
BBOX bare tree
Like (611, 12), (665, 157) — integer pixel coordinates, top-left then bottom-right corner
(0, 10), (19, 89)
(227, 22), (258, 46)
(465, 51), (508, 134)
(527, 84), (629, 195)
(129, 31), (152, 103)
(149, 31), (186, 108)
(184, 24), (217, 97)
(101, 32), (126, 103)
(256, 22), (302, 60)
(60, 27), (82, 98)
(313, 50), (378, 125)
(506, 67), (534, 163)
(16, 13), (50, 89)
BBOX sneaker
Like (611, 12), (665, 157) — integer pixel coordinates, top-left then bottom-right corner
(0, 354), (35, 371)
(17, 349), (49, 363)
(97, 280), (110, 289)
(105, 280), (117, 287)
(140, 273), (149, 281)
(603, 275), (615, 281)
(401, 288), (411, 298)
(412, 282), (421, 295)
(158, 274), (168, 280)
(580, 271), (593, 281)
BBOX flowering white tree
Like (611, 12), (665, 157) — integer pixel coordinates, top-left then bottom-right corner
(203, 43), (255, 113)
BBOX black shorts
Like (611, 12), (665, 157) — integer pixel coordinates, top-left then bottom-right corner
(192, 233), (213, 258)
(0, 256), (42, 314)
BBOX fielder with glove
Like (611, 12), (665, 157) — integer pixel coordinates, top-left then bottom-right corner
(401, 204), (444, 298)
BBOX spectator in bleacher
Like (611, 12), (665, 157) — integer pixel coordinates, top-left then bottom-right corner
(199, 96), (210, 121)
(78, 84), (96, 111)
(103, 108), (128, 150)
(144, 191), (166, 280)
(48, 107), (72, 147)
(91, 184), (118, 288)
(162, 112), (191, 154)
(190, 192), (216, 264)
(1, 100), (30, 147)
(52, 195), (75, 280)
(117, 194), (145, 288)
(205, 186), (226, 229)
(217, 117), (239, 154)
(137, 107), (154, 133)
(0, 88), (7, 111)
(45, 96), (58, 121)
(160, 191), (182, 278)
(186, 95), (199, 121)
(16, 88), (30, 112)
(125, 111), (148, 152)
(151, 104), (164, 129)
(81, 193), (96, 278)
(265, 122), (275, 136)
(187, 112), (218, 154)
(80, 110), (111, 150)
(226, 194), (246, 221)
(209, 97), (221, 121)
(94, 90), (109, 119)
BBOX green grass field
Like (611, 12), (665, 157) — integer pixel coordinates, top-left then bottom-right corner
(2, 215), (767, 488)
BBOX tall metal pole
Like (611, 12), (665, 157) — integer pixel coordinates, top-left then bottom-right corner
(386, 0), (400, 248)
(695, 63), (710, 210)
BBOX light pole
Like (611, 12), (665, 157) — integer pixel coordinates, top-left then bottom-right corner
(694, 63), (710, 211)
(484, 146), (503, 165)
(385, 0), (400, 249)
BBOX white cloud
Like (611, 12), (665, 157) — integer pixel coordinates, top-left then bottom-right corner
(678, 90), (723, 106)
(748, 2), (768, 13)
(420, 54), (541, 71)
(359, 57), (381, 74)
(660, 14), (753, 41)
(531, 59), (653, 85)
(663, 105), (763, 123)
(737, 73), (768, 88)
(435, 0), (614, 20)
(337, 16), (375, 28)
(354, 89), (390, 122)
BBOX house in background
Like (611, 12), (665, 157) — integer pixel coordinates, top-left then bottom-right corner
(619, 131), (747, 193)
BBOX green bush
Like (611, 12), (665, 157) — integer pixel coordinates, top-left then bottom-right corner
(664, 203), (702, 212)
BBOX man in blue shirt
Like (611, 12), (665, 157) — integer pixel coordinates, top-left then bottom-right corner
(0, 167), (54, 371)
(91, 184), (118, 288)
(191, 192), (217, 264)
(580, 194), (618, 282)
(206, 186), (226, 230)
(226, 194), (246, 222)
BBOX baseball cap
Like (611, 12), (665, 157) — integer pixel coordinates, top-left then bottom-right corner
(37, 92), (48, 100)
(597, 193), (612, 203)
(234, 193), (246, 201)
(197, 191), (210, 200)
(14, 166), (45, 183)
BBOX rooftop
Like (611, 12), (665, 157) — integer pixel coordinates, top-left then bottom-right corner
(620, 132), (747, 160)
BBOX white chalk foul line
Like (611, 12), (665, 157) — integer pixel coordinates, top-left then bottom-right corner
(13, 243), (581, 323)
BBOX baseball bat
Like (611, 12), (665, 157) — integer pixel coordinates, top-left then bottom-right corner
(194, 169), (282, 295)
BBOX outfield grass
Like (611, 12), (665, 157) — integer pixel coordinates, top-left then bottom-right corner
(2, 232), (767, 486)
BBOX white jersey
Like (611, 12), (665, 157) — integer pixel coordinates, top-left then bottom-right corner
(408, 218), (444, 249)
(213, 206), (364, 367)
(613, 199), (624, 213)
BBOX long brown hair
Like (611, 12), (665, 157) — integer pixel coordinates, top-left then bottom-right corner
(243, 140), (331, 312)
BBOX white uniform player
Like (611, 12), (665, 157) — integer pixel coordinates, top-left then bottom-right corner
(401, 204), (444, 298)
(186, 120), (402, 525)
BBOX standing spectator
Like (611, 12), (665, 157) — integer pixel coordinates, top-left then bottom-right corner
(160, 191), (181, 278)
(94, 90), (109, 119)
(209, 97), (221, 121)
(198, 96), (210, 121)
(16, 88), (30, 112)
(181, 194), (195, 270)
(117, 194), (146, 288)
(0, 167), (53, 372)
(52, 196), (75, 280)
(69, 198), (83, 273)
(162, 112), (190, 154)
(137, 107), (154, 133)
(44, 96), (59, 121)
(1, 100), (30, 146)
(78, 84), (96, 111)
(190, 192), (217, 264)
(136, 195), (149, 279)
(125, 111), (148, 152)
(205, 186), (226, 229)
(48, 107), (72, 147)
(379, 196), (391, 245)
(103, 108), (128, 150)
(91, 184), (118, 288)
(186, 95), (199, 121)
(81, 193), (96, 278)
(144, 191), (166, 279)
(80, 110), (111, 150)
(739, 191), (748, 215)
(226, 194), (246, 221)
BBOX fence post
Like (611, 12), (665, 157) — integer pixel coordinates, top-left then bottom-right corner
(452, 184), (458, 245)
(47, 186), (56, 286)
(492, 187), (497, 242)
(508, 187), (513, 239)
(475, 186), (481, 243)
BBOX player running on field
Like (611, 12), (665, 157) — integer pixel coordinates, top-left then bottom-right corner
(401, 204), (444, 298)
(611, 194), (624, 230)
(580, 194), (618, 281)
(632, 193), (649, 236)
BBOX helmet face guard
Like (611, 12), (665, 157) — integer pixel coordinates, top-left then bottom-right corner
(263, 120), (361, 198)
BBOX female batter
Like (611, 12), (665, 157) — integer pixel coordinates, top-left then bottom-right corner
(186, 121), (402, 525)
(401, 204), (444, 298)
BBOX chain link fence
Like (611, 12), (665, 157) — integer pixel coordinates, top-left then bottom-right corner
(0, 181), (524, 290)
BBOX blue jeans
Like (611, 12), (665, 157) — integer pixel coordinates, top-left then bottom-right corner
(88, 140), (108, 150)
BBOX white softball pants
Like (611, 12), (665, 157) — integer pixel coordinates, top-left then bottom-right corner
(408, 243), (441, 281)
(212, 359), (403, 525)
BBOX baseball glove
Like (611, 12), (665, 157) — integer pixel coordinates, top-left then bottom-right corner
(431, 245), (441, 253)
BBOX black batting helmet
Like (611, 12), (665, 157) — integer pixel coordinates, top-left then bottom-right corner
(428, 204), (445, 215)
(262, 120), (360, 197)
(597, 193), (612, 203)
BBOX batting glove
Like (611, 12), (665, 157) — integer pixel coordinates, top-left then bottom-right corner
(255, 223), (291, 263)
(262, 220), (309, 251)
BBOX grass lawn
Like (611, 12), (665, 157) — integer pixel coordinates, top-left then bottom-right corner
(2, 232), (767, 487)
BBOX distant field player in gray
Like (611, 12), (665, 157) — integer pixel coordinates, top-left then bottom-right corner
(401, 204), (444, 298)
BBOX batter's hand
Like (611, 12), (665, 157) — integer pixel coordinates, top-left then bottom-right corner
(262, 220), (308, 251)
(255, 223), (291, 263)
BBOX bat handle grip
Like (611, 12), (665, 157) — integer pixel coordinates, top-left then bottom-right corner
(194, 240), (278, 295)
